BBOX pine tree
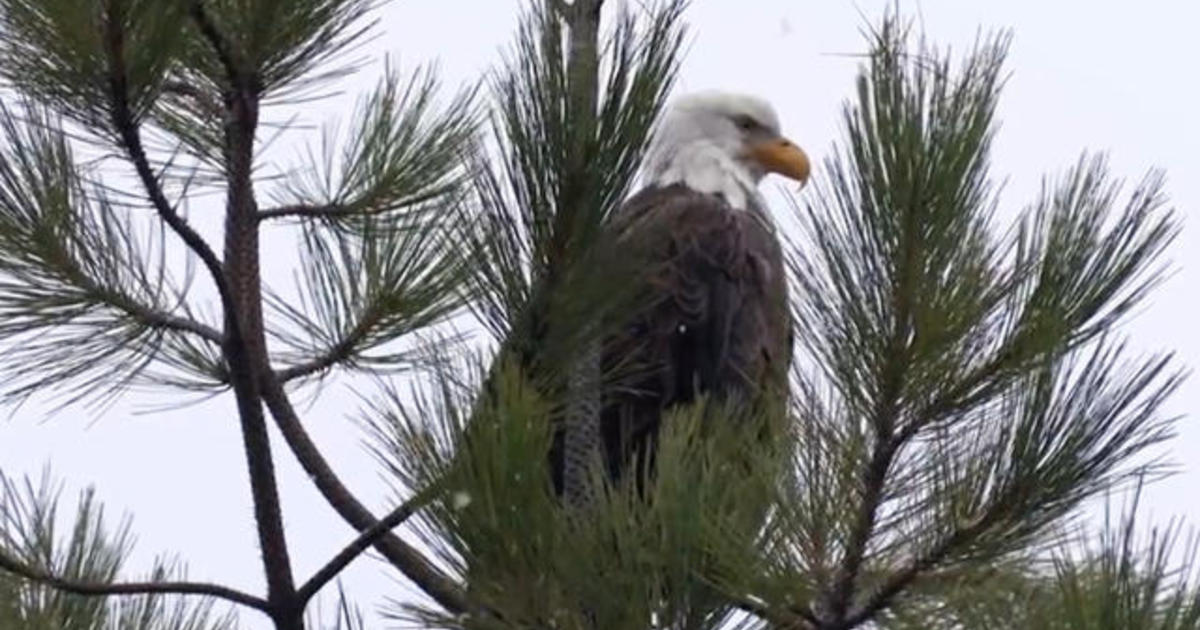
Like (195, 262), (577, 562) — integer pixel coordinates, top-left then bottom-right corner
(0, 1), (1190, 629)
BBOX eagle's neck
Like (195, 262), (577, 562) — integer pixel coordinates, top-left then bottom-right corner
(643, 140), (765, 212)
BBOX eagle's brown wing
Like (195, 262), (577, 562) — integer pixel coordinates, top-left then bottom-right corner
(597, 183), (792, 484)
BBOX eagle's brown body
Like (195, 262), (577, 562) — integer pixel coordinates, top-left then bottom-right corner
(553, 183), (793, 490)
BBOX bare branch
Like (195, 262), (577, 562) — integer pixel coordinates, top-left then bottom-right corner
(297, 489), (431, 605)
(0, 549), (270, 613)
(226, 342), (301, 613)
(825, 437), (898, 624)
(259, 374), (470, 613)
(144, 313), (223, 344)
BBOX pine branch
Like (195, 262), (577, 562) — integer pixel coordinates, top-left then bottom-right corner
(548, 0), (604, 19)
(182, 10), (474, 622)
(268, 212), (469, 382)
(427, 1), (686, 624)
(184, 0), (374, 99)
(103, 5), (230, 307)
(273, 302), (376, 382)
(274, 338), (355, 382)
(187, 2), (302, 621)
(258, 187), (448, 221)
(258, 203), (345, 221)
(222, 115), (301, 630)
(552, 0), (606, 512)
(266, 64), (475, 227)
(7, 207), (223, 346)
(226, 349), (300, 619)
(258, 375), (469, 614)
(131, 308), (223, 345)
(826, 439), (898, 624)
(826, 336), (914, 623)
(186, 1), (243, 87)
(465, 0), (683, 346)
(0, 107), (226, 400)
(0, 470), (243, 628)
(85, 271), (224, 345)
(0, 549), (270, 613)
(839, 518), (989, 628)
(296, 490), (430, 605)
(0, 15), (227, 400)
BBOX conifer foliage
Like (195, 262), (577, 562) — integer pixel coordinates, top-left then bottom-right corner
(0, 1), (1188, 629)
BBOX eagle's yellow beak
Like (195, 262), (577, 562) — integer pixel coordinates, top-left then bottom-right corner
(749, 137), (811, 183)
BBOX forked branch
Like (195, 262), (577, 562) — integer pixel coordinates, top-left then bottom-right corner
(259, 374), (469, 613)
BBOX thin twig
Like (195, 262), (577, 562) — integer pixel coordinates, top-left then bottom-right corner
(257, 188), (449, 221)
(76, 272), (224, 345)
(275, 312), (376, 382)
(839, 521), (985, 628)
(276, 338), (356, 382)
(128, 303), (224, 344)
(258, 374), (470, 613)
(257, 203), (345, 221)
(0, 550), (270, 612)
(297, 489), (433, 605)
(726, 593), (817, 629)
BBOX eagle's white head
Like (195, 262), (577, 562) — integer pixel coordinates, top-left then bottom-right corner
(642, 91), (810, 210)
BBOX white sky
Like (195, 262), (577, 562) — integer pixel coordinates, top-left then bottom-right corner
(1, 1), (1198, 628)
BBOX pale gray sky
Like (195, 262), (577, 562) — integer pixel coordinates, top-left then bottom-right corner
(1, 1), (1197, 628)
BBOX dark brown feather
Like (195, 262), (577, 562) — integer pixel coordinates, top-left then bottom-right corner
(587, 183), (793, 486)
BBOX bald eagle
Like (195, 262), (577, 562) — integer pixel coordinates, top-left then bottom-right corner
(551, 91), (809, 496)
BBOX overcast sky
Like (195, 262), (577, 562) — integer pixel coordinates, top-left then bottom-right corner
(1, 1), (1197, 628)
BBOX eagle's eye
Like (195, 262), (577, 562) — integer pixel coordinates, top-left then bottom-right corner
(734, 115), (758, 131)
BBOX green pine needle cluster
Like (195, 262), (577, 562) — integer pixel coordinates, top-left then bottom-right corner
(366, 357), (788, 630)
(0, 102), (224, 404)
